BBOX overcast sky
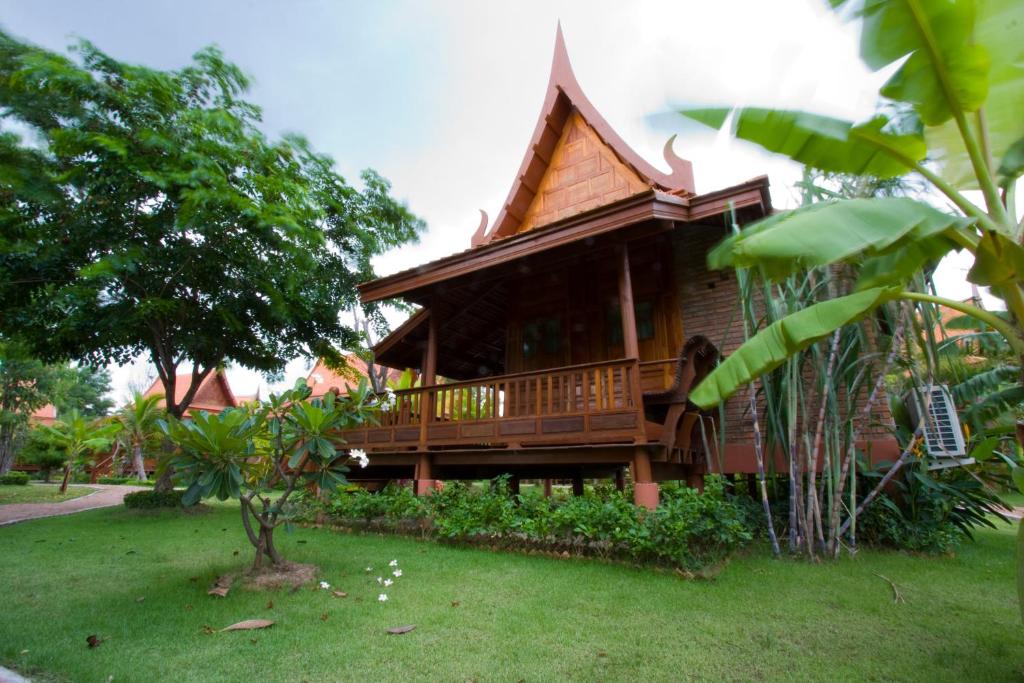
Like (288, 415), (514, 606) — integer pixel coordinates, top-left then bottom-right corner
(1, 0), (1000, 403)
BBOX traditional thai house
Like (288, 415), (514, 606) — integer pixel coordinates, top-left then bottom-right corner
(339, 28), (897, 507)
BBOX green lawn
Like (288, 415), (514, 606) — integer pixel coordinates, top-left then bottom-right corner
(0, 484), (94, 505)
(1, 504), (1021, 683)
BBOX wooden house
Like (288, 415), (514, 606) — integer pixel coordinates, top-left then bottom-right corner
(337, 28), (898, 507)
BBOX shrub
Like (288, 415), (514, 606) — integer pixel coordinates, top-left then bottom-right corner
(123, 489), (184, 509)
(314, 476), (753, 571)
(97, 476), (153, 486)
(855, 464), (1006, 554)
(1, 471), (31, 486)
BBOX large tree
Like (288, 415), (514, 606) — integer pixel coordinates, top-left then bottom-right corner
(0, 341), (61, 473)
(0, 32), (423, 439)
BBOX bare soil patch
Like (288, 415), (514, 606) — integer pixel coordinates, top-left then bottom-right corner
(243, 562), (318, 591)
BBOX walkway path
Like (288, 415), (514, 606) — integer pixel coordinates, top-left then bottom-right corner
(0, 484), (147, 526)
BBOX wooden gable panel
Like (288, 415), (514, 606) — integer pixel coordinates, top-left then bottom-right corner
(194, 373), (233, 408)
(516, 110), (648, 235)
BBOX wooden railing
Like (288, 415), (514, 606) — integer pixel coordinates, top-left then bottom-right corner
(340, 358), (646, 450)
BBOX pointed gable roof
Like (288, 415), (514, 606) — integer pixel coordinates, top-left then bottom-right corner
(142, 370), (238, 413)
(477, 25), (695, 245)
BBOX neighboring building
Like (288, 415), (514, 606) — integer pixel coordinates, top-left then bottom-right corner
(29, 404), (57, 426)
(305, 355), (404, 398)
(326, 29), (901, 507)
(142, 370), (238, 414)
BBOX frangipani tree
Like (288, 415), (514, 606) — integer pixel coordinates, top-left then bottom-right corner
(161, 379), (377, 570)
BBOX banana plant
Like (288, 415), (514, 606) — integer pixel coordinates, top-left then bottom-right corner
(675, 0), (1024, 606)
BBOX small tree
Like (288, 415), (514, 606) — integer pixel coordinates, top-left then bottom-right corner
(112, 393), (165, 481)
(161, 380), (377, 570)
(44, 411), (119, 492)
(18, 426), (68, 482)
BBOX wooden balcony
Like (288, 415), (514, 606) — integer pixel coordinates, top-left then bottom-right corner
(339, 358), (647, 451)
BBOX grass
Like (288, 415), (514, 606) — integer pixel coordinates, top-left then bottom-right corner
(0, 504), (1021, 683)
(0, 484), (95, 505)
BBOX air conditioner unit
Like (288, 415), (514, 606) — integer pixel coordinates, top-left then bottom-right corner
(904, 384), (967, 461)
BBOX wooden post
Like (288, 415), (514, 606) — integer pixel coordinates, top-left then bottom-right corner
(543, 479), (553, 497)
(617, 243), (646, 441)
(509, 476), (521, 497)
(572, 475), (584, 497)
(416, 309), (438, 495)
(617, 243), (640, 361)
(632, 447), (658, 509)
(614, 467), (625, 492)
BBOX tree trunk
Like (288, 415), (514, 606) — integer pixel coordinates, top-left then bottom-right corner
(132, 444), (147, 481)
(152, 437), (175, 493)
(59, 461), (72, 493)
(0, 424), (15, 475)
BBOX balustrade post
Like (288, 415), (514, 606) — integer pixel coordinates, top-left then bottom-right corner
(632, 447), (659, 509)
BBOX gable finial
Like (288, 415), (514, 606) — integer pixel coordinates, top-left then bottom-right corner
(551, 21), (575, 84)
(470, 209), (490, 247)
(663, 135), (696, 194)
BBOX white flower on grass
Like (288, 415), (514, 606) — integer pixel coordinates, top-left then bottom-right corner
(388, 559), (398, 567)
(318, 581), (330, 590)
(378, 593), (388, 602)
(383, 579), (393, 587)
(365, 566), (372, 572)
(376, 576), (383, 584)
(350, 448), (369, 469)
(392, 569), (402, 578)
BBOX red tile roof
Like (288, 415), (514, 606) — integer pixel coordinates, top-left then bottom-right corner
(305, 354), (402, 397)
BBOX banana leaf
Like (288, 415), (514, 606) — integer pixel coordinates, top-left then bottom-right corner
(708, 197), (968, 281)
(690, 286), (898, 408)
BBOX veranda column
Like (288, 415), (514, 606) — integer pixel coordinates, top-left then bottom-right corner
(632, 448), (659, 509)
(616, 243), (640, 361)
(416, 310), (439, 496)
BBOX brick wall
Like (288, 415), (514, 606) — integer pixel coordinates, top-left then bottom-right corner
(671, 224), (895, 449)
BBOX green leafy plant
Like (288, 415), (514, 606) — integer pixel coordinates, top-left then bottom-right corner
(16, 426), (68, 482)
(41, 410), (119, 493)
(673, 0), (1024, 562)
(161, 379), (378, 570)
(0, 470), (29, 485)
(111, 392), (166, 481)
(123, 489), (184, 509)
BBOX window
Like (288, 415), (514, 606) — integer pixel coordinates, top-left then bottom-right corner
(522, 316), (562, 360)
(607, 300), (656, 345)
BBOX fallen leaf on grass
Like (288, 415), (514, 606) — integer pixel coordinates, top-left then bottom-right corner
(86, 634), (103, 648)
(233, 550), (239, 556)
(220, 619), (274, 633)
(451, 600), (460, 608)
(250, 639), (258, 644)
(265, 600), (274, 609)
(385, 625), (416, 635)
(189, 576), (199, 583)
(597, 651), (607, 658)
(208, 574), (233, 597)
(331, 591), (347, 598)
(19, 649), (28, 655)
(135, 596), (145, 603)
(201, 625), (215, 635)
(320, 613), (329, 621)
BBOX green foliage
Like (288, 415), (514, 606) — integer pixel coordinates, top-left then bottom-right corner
(0, 30), (424, 419)
(123, 489), (184, 509)
(0, 470), (29, 485)
(16, 426), (67, 481)
(161, 378), (378, 567)
(690, 286), (896, 408)
(0, 341), (63, 473)
(96, 476), (154, 486)
(857, 462), (1007, 553)
(50, 364), (114, 418)
(314, 477), (753, 571)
